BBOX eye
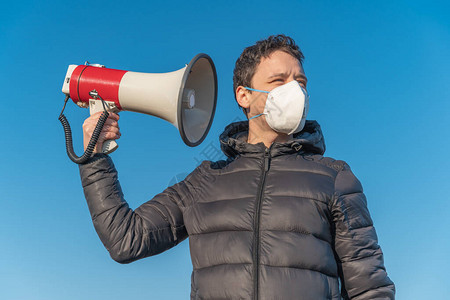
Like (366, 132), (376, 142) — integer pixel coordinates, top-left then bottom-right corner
(269, 78), (284, 83)
(297, 80), (307, 88)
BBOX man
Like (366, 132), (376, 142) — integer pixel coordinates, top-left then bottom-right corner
(80, 35), (395, 299)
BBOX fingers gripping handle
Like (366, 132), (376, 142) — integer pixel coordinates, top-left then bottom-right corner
(89, 99), (120, 154)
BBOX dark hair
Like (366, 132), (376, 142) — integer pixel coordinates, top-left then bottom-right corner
(233, 34), (304, 113)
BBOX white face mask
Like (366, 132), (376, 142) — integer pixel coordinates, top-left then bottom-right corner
(246, 80), (309, 135)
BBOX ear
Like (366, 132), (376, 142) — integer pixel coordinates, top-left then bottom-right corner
(236, 86), (251, 111)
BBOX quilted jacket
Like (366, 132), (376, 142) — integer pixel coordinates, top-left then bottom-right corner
(79, 120), (395, 299)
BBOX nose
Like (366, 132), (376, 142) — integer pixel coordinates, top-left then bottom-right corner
(287, 75), (297, 82)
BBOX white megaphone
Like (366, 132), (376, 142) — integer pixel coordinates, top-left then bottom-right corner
(60, 53), (217, 157)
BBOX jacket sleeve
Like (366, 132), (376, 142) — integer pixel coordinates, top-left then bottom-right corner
(79, 154), (191, 264)
(331, 163), (395, 300)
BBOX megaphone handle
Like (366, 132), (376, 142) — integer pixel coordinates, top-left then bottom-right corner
(89, 99), (120, 154)
(102, 139), (118, 154)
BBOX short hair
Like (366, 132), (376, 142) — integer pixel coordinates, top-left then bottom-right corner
(233, 34), (304, 113)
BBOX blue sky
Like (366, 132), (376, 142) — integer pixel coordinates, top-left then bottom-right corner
(1, 1), (449, 299)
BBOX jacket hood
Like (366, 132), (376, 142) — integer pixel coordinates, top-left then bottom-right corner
(219, 120), (326, 159)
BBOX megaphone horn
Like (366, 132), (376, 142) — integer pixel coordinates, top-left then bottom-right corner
(60, 54), (218, 163)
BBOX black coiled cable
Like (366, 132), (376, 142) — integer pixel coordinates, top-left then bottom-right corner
(58, 95), (109, 164)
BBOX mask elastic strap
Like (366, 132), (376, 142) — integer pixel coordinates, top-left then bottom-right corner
(249, 113), (265, 120)
(244, 87), (269, 93)
(244, 87), (268, 120)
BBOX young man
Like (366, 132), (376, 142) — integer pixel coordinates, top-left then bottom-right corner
(80, 35), (395, 299)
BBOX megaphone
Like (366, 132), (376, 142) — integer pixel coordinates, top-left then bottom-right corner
(59, 53), (217, 163)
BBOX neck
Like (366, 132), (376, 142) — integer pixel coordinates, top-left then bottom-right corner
(247, 118), (293, 148)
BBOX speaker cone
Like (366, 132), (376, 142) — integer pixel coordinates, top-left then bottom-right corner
(177, 53), (217, 147)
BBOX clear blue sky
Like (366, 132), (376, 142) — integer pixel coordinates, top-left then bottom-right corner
(1, 1), (449, 299)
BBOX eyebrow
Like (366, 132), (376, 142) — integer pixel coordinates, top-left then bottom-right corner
(268, 73), (308, 83)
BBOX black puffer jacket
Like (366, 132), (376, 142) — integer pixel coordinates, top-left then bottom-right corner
(79, 120), (395, 300)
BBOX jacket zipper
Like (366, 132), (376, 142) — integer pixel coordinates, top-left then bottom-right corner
(253, 147), (271, 300)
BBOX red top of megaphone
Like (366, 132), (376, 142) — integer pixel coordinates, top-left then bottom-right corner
(69, 65), (127, 109)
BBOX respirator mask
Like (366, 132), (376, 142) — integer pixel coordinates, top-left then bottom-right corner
(246, 80), (309, 135)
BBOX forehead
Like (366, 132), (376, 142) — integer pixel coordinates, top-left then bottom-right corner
(252, 50), (304, 80)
